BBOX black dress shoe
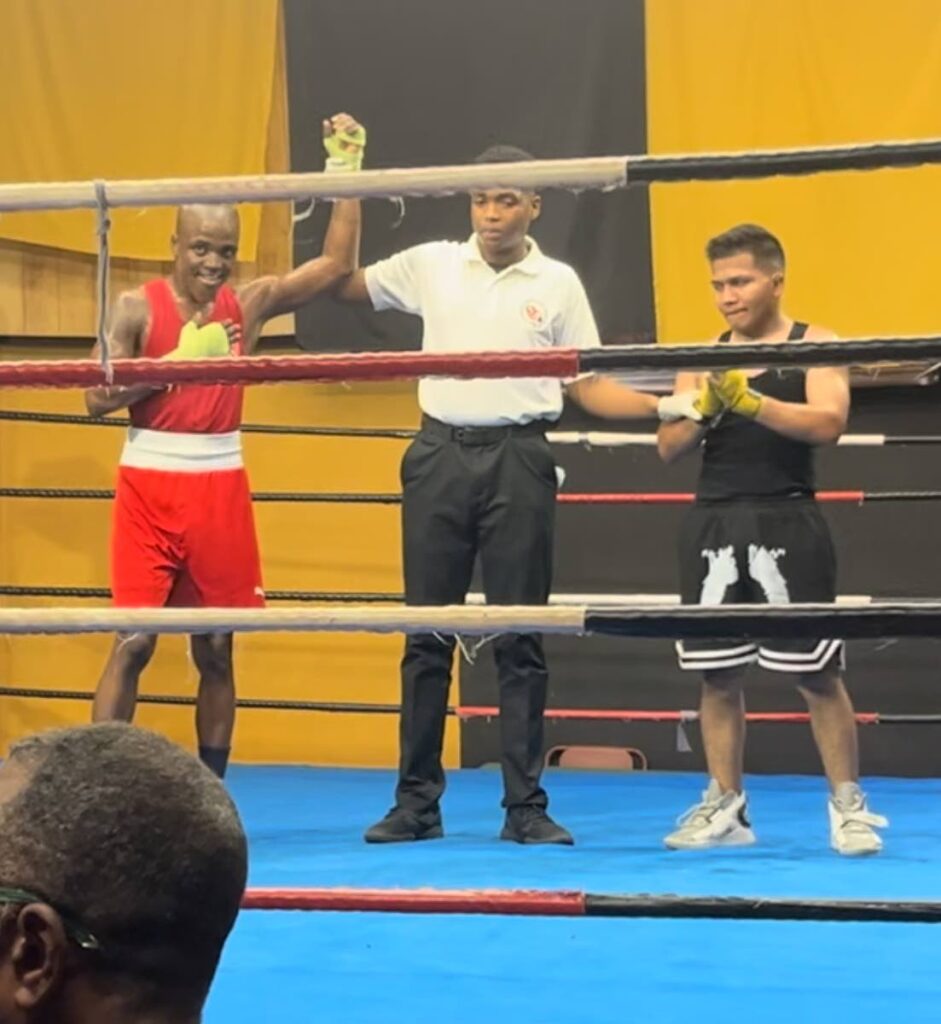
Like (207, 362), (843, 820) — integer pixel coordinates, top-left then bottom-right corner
(364, 806), (444, 844)
(500, 806), (574, 845)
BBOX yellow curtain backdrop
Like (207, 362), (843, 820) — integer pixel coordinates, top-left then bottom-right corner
(645, 0), (941, 343)
(0, 0), (281, 261)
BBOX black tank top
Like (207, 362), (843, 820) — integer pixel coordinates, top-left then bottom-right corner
(697, 322), (814, 503)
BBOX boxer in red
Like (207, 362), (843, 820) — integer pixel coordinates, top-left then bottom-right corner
(85, 114), (366, 777)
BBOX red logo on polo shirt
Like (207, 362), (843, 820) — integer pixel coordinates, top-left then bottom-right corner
(521, 300), (547, 329)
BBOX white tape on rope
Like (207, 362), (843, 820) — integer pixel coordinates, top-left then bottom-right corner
(546, 432), (888, 448)
(465, 594), (874, 606)
(547, 432), (660, 447)
(836, 434), (887, 446)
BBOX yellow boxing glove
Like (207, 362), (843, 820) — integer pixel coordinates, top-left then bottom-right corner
(695, 376), (724, 420)
(165, 320), (230, 360)
(324, 120), (367, 172)
(711, 370), (763, 419)
(656, 376), (725, 423)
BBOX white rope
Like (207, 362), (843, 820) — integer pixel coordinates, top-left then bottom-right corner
(0, 605), (588, 636)
(0, 137), (938, 212)
(92, 180), (112, 381)
(0, 597), (915, 636)
(546, 431), (889, 448)
(0, 158), (627, 213)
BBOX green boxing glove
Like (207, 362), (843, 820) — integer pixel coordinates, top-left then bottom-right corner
(165, 320), (230, 360)
(324, 124), (367, 172)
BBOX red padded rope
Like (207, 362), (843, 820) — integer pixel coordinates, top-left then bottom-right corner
(0, 350), (580, 388)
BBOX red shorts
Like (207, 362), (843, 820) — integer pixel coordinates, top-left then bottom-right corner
(111, 465), (264, 608)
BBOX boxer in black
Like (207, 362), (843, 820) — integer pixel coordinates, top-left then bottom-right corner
(657, 224), (887, 855)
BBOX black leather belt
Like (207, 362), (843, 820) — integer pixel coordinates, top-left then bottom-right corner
(421, 415), (552, 445)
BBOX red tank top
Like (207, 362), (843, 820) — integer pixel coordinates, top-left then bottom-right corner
(129, 279), (245, 433)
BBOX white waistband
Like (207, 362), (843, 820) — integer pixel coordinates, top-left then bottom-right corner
(120, 428), (243, 472)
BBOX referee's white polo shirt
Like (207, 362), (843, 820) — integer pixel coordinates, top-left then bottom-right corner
(364, 235), (599, 427)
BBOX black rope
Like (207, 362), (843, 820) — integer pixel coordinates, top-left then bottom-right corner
(877, 714), (941, 724)
(0, 411), (127, 428)
(0, 687), (408, 713)
(1, 585), (939, 612)
(864, 491), (941, 502)
(586, 603), (941, 640)
(3, 486), (941, 505)
(0, 410), (417, 439)
(0, 686), (938, 726)
(0, 585), (404, 602)
(583, 893), (941, 923)
(248, 425), (414, 439)
(626, 138), (941, 184)
(0, 488), (403, 503)
(253, 493), (402, 503)
(580, 336), (941, 372)
(0, 586), (112, 599)
(4, 410), (941, 447)
(0, 488), (116, 500)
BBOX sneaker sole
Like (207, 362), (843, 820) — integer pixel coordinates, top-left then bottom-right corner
(364, 825), (444, 844)
(499, 829), (575, 846)
(831, 841), (882, 857)
(664, 831), (757, 850)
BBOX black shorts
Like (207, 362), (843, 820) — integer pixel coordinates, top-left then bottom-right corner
(677, 498), (844, 674)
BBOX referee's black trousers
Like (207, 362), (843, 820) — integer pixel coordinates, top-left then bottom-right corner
(395, 417), (556, 816)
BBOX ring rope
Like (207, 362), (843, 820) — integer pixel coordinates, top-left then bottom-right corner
(3, 685), (934, 725)
(547, 431), (911, 448)
(6, 336), (941, 389)
(238, 886), (941, 923)
(0, 351), (578, 389)
(3, 487), (937, 505)
(0, 411), (423, 437)
(0, 602), (938, 637)
(1, 138), (939, 212)
(0, 605), (585, 636)
(0, 586), (880, 605)
(4, 411), (935, 448)
(577, 336), (941, 372)
(92, 179), (111, 367)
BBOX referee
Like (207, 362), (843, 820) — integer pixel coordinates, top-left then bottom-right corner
(338, 145), (697, 844)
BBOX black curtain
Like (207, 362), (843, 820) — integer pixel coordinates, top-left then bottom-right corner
(283, 0), (654, 350)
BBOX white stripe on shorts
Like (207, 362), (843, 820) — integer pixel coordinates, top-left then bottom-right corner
(757, 639), (845, 674)
(676, 641), (758, 672)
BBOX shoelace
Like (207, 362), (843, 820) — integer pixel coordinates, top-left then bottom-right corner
(837, 807), (889, 833)
(675, 797), (724, 830)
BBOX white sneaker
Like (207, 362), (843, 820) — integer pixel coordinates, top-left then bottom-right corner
(664, 779), (756, 850)
(829, 782), (887, 856)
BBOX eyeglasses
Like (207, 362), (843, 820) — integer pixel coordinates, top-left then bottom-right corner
(0, 887), (101, 952)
